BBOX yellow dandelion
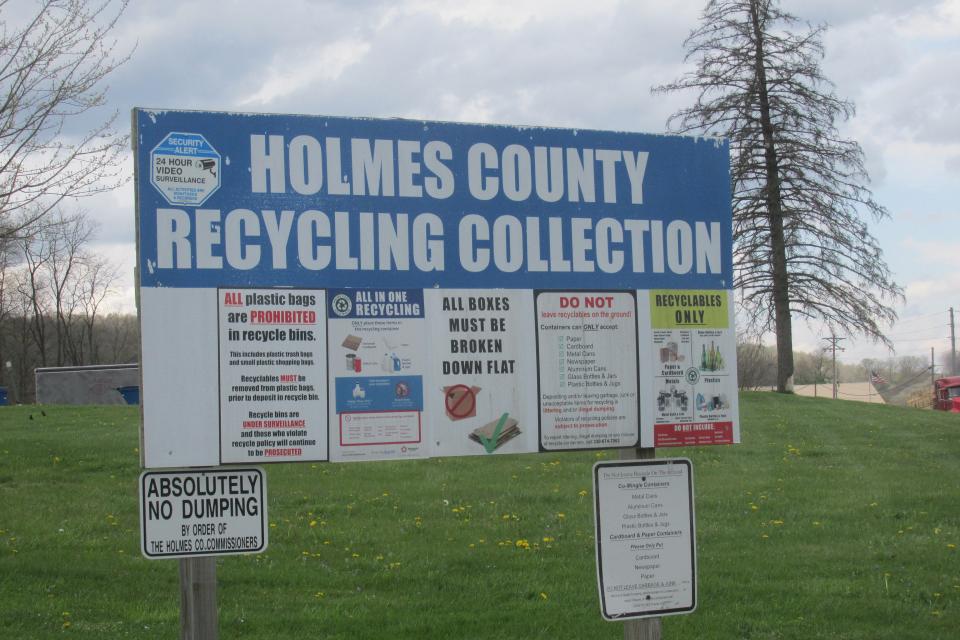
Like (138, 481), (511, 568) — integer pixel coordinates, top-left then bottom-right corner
(557, 512), (565, 519)
(578, 490), (588, 497)
(539, 592), (548, 600)
(947, 543), (956, 550)
(309, 520), (317, 527)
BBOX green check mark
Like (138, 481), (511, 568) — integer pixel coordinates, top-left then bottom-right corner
(478, 412), (510, 454)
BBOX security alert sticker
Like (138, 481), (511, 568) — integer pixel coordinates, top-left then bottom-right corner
(139, 467), (267, 559)
(149, 131), (221, 205)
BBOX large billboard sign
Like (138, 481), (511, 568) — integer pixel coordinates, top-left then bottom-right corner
(134, 109), (739, 468)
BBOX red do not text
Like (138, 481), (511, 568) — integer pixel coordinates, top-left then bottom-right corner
(558, 295), (616, 309)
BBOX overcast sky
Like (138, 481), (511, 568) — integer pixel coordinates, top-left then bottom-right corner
(69, 0), (960, 366)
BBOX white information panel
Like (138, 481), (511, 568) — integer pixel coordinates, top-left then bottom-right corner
(327, 288), (428, 462)
(536, 291), (640, 450)
(593, 458), (696, 620)
(140, 467), (268, 559)
(426, 289), (539, 457)
(218, 289), (328, 463)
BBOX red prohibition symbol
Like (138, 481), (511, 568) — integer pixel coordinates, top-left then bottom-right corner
(445, 384), (477, 419)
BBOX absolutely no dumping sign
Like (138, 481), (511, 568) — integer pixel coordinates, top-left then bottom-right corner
(150, 131), (221, 205)
(139, 467), (267, 559)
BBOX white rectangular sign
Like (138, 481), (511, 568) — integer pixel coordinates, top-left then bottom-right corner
(327, 288), (428, 461)
(593, 459), (696, 620)
(139, 467), (268, 559)
(218, 288), (328, 462)
(536, 291), (640, 450)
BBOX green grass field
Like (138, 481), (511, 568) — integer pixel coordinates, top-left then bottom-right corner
(1, 393), (958, 638)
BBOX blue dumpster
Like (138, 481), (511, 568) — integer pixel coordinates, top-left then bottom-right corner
(0, 387), (7, 405)
(117, 386), (140, 405)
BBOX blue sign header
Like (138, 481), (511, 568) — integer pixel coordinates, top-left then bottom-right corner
(134, 109), (731, 290)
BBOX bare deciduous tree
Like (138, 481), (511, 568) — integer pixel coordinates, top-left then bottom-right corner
(0, 0), (130, 238)
(655, 0), (902, 393)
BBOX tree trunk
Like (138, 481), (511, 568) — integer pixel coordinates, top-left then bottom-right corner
(750, 0), (794, 392)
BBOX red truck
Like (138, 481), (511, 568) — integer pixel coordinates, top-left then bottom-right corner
(934, 377), (960, 412)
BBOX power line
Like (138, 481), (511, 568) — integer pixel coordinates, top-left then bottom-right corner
(886, 324), (949, 338)
(893, 310), (948, 324)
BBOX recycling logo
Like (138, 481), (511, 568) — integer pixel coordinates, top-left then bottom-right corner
(331, 294), (353, 317)
(150, 132), (221, 206)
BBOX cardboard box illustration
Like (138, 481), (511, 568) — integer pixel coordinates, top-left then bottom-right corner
(468, 416), (520, 451)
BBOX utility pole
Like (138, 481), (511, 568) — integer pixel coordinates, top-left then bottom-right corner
(950, 307), (956, 376)
(932, 347), (936, 391)
(823, 335), (845, 400)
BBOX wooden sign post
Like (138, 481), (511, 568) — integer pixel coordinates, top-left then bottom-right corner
(620, 446), (662, 640)
(179, 557), (218, 640)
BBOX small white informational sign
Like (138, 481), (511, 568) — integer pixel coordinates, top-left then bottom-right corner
(139, 467), (268, 559)
(593, 458), (696, 620)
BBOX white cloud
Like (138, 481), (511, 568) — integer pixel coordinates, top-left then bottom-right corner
(902, 237), (960, 267)
(239, 37), (373, 107)
(403, 0), (623, 30)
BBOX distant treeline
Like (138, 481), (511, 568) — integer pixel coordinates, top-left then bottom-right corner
(1, 211), (139, 403)
(737, 342), (933, 391)
(0, 312), (138, 403)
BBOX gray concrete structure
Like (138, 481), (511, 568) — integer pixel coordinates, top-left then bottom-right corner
(35, 364), (139, 405)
